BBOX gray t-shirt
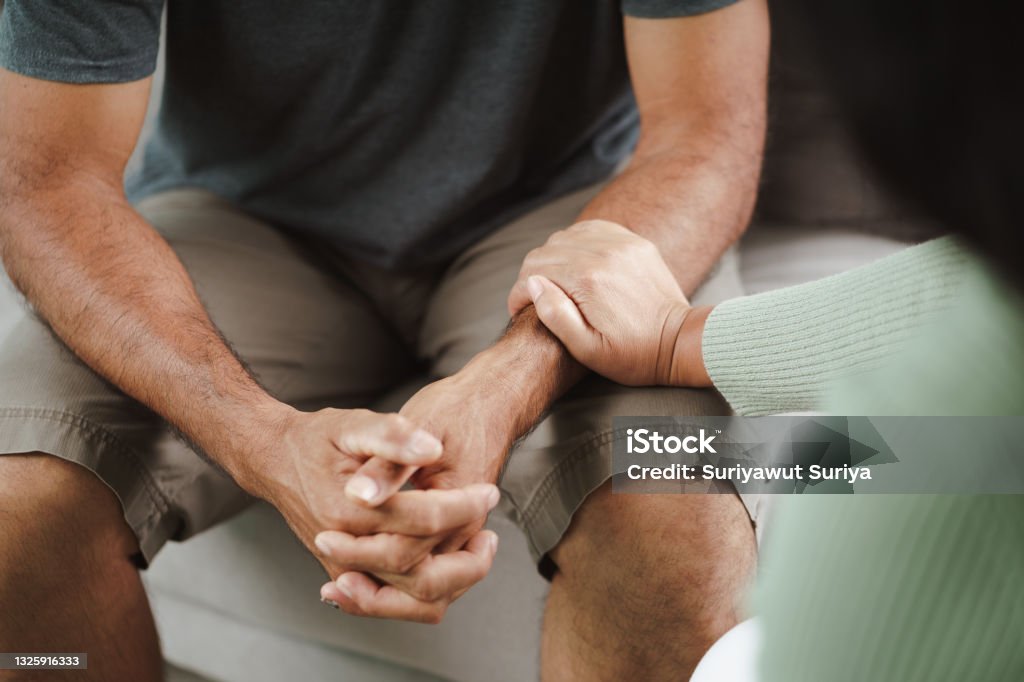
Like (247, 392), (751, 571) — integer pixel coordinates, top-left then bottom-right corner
(0, 0), (734, 269)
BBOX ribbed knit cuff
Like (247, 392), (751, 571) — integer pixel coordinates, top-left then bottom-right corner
(702, 237), (968, 415)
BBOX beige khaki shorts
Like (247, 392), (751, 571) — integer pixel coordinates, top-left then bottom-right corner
(0, 183), (760, 571)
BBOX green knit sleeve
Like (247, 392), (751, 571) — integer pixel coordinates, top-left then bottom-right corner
(701, 237), (968, 415)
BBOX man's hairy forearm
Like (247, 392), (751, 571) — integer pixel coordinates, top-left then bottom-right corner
(474, 2), (769, 429)
(0, 172), (286, 485)
(471, 124), (764, 443)
(579, 124), (764, 294)
(496, 308), (587, 436)
(455, 307), (586, 444)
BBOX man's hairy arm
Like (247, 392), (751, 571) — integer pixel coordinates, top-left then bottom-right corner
(353, 1), (770, 501)
(581, 2), (769, 291)
(0, 70), (502, 621)
(0, 70), (281, 481)
(480, 1), (769, 437)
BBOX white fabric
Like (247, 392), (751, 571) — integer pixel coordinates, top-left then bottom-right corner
(691, 619), (763, 682)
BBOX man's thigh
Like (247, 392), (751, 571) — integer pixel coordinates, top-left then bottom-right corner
(418, 182), (758, 569)
(0, 189), (413, 563)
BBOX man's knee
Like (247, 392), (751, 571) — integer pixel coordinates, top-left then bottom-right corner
(551, 481), (756, 623)
(0, 453), (138, 579)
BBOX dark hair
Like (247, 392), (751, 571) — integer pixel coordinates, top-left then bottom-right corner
(791, 1), (1022, 290)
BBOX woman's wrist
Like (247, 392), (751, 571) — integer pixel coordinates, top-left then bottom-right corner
(669, 304), (714, 388)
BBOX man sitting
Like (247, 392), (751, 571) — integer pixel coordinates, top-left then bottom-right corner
(0, 1), (768, 679)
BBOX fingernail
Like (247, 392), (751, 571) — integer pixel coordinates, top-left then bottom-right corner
(345, 475), (379, 503)
(320, 596), (340, 610)
(526, 276), (544, 300)
(409, 429), (442, 458)
(314, 533), (331, 555)
(486, 486), (501, 510)
(489, 533), (500, 554)
(336, 575), (355, 600)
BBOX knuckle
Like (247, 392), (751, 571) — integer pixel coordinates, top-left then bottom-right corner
(385, 554), (412, 574)
(347, 408), (373, 424)
(318, 558), (343, 581)
(536, 299), (558, 320)
(511, 278), (529, 297)
(389, 542), (423, 574)
(324, 512), (349, 529)
(419, 506), (445, 535)
(636, 237), (658, 255)
(548, 230), (569, 243)
(410, 574), (443, 602)
(465, 489), (488, 515)
(472, 558), (492, 583)
(380, 417), (415, 448)
(316, 505), (350, 529)
(336, 600), (363, 617)
(581, 219), (612, 234)
(383, 413), (412, 437)
(421, 606), (447, 625)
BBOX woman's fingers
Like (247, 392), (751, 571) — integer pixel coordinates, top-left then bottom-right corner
(507, 262), (576, 316)
(507, 250), (577, 316)
(506, 222), (635, 316)
(527, 275), (600, 360)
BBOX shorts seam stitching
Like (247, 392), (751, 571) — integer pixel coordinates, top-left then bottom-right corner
(0, 406), (172, 516)
(518, 426), (629, 528)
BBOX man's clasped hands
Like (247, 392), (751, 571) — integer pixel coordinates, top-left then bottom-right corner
(270, 220), (693, 624)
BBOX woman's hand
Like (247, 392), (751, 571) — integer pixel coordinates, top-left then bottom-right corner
(507, 220), (712, 387)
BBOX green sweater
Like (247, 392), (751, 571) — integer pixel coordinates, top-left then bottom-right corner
(702, 237), (1024, 680)
(702, 236), (970, 416)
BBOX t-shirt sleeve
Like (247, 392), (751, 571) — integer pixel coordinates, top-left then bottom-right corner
(621, 0), (740, 18)
(0, 0), (164, 84)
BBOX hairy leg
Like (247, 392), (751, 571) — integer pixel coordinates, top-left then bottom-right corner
(0, 454), (161, 682)
(542, 482), (756, 681)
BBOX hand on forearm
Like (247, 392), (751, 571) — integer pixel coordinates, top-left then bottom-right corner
(508, 220), (715, 388)
(604, 6), (767, 292)
(460, 306), (587, 439)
